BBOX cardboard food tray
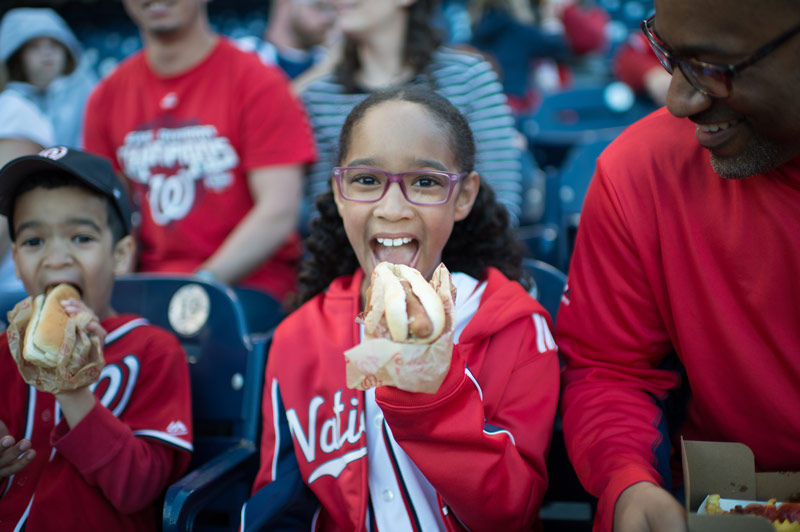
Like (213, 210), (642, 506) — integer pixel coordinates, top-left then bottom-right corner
(682, 439), (800, 531)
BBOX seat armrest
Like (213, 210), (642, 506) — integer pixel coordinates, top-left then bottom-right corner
(162, 441), (258, 532)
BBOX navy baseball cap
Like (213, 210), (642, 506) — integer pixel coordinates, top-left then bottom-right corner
(0, 146), (133, 236)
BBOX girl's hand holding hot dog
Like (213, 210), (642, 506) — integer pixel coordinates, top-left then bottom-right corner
(345, 262), (456, 393)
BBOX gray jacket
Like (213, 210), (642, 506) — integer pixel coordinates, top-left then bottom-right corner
(0, 8), (97, 148)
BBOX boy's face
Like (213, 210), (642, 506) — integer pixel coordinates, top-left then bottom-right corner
(11, 186), (133, 320)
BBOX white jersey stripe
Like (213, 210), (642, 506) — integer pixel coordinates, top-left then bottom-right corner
(271, 378), (281, 482)
(105, 318), (149, 345)
(132, 429), (193, 452)
(12, 494), (34, 532)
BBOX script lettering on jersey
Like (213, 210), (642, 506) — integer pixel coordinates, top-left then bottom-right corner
(285, 389), (367, 483)
(116, 125), (239, 225)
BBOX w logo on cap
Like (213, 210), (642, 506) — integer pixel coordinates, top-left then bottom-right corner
(39, 146), (69, 161)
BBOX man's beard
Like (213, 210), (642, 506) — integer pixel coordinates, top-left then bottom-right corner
(710, 136), (783, 179)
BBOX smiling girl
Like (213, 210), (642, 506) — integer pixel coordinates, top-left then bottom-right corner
(249, 87), (558, 531)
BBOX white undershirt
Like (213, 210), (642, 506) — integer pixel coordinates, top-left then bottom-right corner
(363, 272), (486, 531)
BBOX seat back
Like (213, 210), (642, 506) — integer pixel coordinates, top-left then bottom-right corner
(0, 285), (28, 332)
(111, 274), (263, 467)
(232, 286), (285, 344)
(523, 258), (567, 325)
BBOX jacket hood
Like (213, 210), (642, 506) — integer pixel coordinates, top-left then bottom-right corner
(0, 8), (82, 67)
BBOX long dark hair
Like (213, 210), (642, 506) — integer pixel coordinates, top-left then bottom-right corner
(292, 87), (528, 308)
(335, 0), (443, 92)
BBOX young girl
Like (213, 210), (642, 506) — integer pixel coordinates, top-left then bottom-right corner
(249, 87), (559, 531)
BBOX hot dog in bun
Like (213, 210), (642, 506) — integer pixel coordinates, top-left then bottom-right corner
(23, 283), (81, 368)
(363, 262), (445, 343)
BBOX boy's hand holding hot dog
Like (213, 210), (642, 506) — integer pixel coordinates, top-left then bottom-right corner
(6, 283), (105, 394)
(345, 262), (456, 393)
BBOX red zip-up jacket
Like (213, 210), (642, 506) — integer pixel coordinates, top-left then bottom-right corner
(251, 267), (559, 531)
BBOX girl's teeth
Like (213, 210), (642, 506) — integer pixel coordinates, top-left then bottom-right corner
(376, 237), (412, 247)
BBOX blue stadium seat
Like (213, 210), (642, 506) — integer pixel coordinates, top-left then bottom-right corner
(232, 286), (285, 344)
(0, 285), (28, 332)
(523, 258), (567, 325)
(557, 138), (614, 268)
(109, 274), (268, 532)
(522, 83), (655, 172)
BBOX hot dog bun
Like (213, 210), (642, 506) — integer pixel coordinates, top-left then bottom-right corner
(370, 263), (445, 343)
(23, 284), (81, 367)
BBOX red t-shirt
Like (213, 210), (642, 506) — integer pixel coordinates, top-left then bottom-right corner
(84, 39), (316, 300)
(557, 108), (800, 532)
(0, 315), (193, 532)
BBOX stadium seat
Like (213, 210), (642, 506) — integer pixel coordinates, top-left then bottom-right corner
(232, 286), (285, 344)
(521, 260), (597, 531)
(109, 274), (268, 532)
(557, 138), (614, 269)
(0, 285), (28, 332)
(522, 83), (655, 171)
(523, 258), (567, 325)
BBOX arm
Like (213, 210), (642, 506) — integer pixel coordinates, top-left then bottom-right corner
(556, 160), (683, 532)
(377, 316), (559, 532)
(52, 402), (182, 514)
(197, 163), (303, 284)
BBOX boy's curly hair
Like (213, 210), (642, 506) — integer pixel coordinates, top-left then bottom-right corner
(291, 87), (528, 309)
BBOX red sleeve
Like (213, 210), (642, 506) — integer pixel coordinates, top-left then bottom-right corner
(376, 315), (559, 532)
(612, 33), (663, 93)
(237, 60), (316, 171)
(561, 4), (609, 55)
(51, 402), (186, 514)
(556, 159), (681, 532)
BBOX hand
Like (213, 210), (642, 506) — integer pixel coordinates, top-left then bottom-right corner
(61, 298), (107, 345)
(614, 482), (687, 532)
(0, 420), (35, 478)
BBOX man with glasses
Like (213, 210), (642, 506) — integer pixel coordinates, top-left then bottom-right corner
(555, 0), (800, 531)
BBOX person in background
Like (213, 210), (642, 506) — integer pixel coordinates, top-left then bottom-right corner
(557, 0), (800, 531)
(0, 7), (97, 148)
(612, 31), (671, 106)
(0, 147), (192, 532)
(469, 0), (609, 114)
(248, 86), (558, 531)
(83, 0), (316, 303)
(300, 0), (526, 228)
(238, 0), (337, 79)
(0, 64), (55, 294)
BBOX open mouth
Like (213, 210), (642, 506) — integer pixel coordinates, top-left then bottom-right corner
(370, 236), (420, 268)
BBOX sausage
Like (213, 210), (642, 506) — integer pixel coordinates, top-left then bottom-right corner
(400, 279), (433, 338)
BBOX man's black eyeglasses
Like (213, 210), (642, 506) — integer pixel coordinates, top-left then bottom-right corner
(641, 15), (800, 98)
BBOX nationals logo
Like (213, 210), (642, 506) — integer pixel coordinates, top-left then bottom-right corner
(284, 387), (368, 484)
(116, 125), (239, 225)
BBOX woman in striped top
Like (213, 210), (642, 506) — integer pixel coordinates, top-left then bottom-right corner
(299, 0), (525, 227)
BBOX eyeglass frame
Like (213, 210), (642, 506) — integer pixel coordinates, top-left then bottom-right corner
(332, 166), (466, 205)
(640, 14), (800, 98)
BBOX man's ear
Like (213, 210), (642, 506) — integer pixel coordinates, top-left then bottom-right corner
(112, 235), (136, 275)
(454, 171), (480, 222)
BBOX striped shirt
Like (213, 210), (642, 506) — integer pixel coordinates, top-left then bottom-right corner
(300, 47), (524, 225)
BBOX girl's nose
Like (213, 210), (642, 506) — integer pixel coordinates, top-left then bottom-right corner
(374, 182), (413, 220)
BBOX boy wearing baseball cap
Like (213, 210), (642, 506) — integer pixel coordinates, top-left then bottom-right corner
(0, 147), (193, 532)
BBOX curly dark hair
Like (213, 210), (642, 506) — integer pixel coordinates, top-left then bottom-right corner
(291, 87), (528, 309)
(335, 0), (443, 92)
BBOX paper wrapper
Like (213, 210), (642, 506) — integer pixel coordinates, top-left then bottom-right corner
(6, 296), (104, 394)
(345, 263), (456, 394)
